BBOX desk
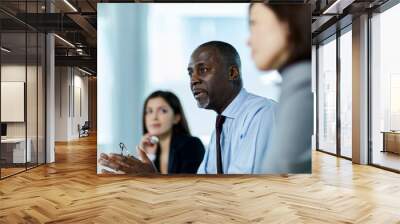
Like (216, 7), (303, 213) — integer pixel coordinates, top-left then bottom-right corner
(1, 138), (31, 163)
(382, 131), (400, 154)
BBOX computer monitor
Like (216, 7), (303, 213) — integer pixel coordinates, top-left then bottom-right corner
(1, 123), (7, 137)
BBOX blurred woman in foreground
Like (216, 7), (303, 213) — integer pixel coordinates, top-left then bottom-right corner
(248, 2), (313, 173)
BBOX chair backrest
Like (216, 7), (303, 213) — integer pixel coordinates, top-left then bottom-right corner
(82, 121), (90, 129)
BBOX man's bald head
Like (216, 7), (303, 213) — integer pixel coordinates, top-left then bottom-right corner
(194, 41), (242, 88)
(188, 41), (243, 113)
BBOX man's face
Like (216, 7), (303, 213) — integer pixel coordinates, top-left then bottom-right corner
(188, 47), (229, 111)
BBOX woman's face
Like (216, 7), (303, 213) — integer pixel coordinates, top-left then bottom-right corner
(248, 3), (290, 70)
(145, 97), (180, 137)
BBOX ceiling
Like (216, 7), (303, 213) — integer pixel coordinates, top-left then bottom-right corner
(1, 0), (99, 74)
(0, 0), (393, 75)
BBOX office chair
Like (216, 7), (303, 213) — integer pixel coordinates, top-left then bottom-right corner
(79, 121), (90, 138)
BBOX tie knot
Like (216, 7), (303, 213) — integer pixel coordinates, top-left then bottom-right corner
(216, 115), (226, 130)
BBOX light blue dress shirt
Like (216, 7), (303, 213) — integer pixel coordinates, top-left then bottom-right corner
(197, 88), (277, 174)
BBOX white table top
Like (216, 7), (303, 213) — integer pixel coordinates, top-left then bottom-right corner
(1, 138), (29, 143)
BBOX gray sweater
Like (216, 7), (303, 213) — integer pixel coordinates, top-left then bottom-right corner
(257, 61), (313, 174)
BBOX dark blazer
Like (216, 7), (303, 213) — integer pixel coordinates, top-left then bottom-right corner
(154, 134), (205, 174)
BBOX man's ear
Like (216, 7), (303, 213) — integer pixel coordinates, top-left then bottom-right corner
(228, 65), (240, 81)
(174, 114), (181, 125)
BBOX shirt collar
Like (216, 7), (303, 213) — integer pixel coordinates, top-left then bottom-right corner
(221, 88), (248, 119)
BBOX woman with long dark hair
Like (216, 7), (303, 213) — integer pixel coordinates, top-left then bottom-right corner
(248, 2), (313, 173)
(139, 90), (205, 174)
(99, 90), (204, 174)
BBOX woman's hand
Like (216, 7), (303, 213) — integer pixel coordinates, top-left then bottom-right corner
(138, 133), (158, 155)
(98, 153), (156, 174)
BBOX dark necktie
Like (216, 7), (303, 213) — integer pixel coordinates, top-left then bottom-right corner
(215, 115), (226, 174)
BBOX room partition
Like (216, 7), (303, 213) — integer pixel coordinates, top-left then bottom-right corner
(0, 0), (46, 179)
